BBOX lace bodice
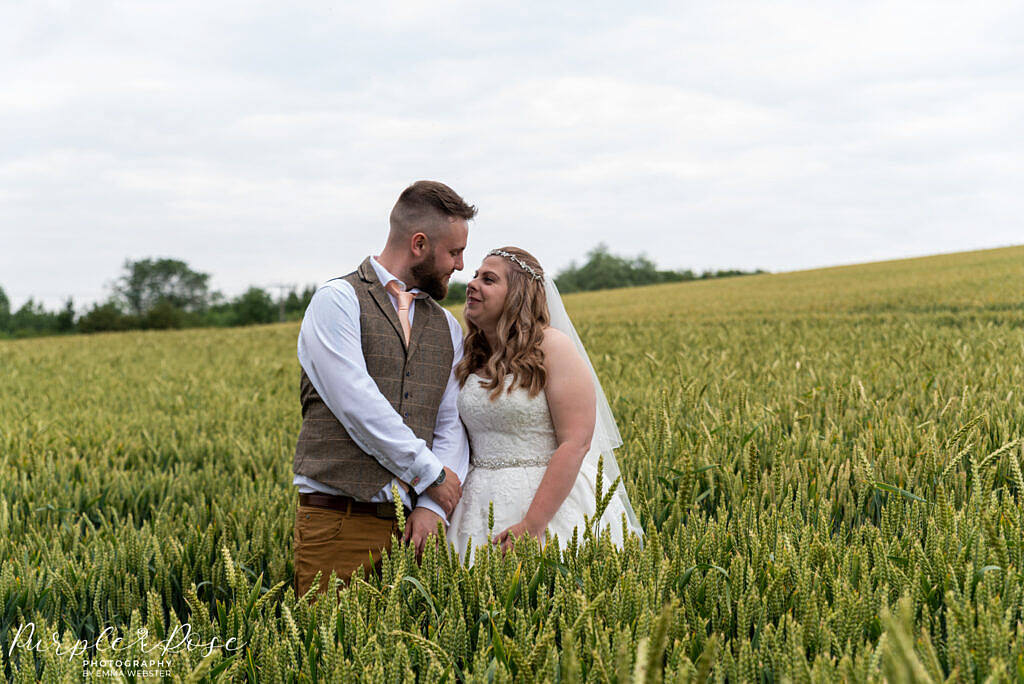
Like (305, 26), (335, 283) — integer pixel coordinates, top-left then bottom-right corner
(457, 373), (559, 469)
(449, 372), (640, 564)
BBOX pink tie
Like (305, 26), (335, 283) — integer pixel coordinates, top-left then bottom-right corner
(385, 280), (414, 345)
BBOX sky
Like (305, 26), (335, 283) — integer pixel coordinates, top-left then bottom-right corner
(2, 1), (1022, 310)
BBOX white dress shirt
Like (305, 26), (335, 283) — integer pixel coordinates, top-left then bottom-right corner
(293, 256), (470, 523)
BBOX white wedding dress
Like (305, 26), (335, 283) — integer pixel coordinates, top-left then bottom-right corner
(446, 372), (634, 565)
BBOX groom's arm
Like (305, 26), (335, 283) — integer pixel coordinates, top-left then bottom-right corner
(297, 282), (444, 495)
(414, 311), (470, 524)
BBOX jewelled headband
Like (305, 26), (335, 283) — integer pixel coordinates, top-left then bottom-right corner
(487, 249), (543, 281)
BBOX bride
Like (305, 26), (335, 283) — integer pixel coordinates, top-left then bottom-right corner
(446, 247), (643, 563)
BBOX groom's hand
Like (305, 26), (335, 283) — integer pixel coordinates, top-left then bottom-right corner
(427, 466), (462, 517)
(403, 507), (444, 558)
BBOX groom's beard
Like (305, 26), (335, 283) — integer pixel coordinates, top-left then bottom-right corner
(410, 251), (448, 301)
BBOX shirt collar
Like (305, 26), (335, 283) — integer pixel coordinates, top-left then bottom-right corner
(369, 256), (427, 298)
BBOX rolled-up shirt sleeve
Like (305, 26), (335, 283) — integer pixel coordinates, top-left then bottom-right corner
(297, 283), (443, 494)
(415, 310), (471, 523)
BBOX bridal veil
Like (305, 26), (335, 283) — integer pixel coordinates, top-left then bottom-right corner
(542, 276), (645, 541)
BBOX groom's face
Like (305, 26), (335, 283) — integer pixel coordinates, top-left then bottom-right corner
(410, 218), (468, 300)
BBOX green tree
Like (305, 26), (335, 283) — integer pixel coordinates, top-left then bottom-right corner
(78, 301), (135, 333)
(115, 258), (211, 317)
(284, 290), (302, 315)
(555, 244), (690, 293)
(56, 298), (76, 333)
(442, 281), (467, 306)
(700, 268), (765, 279)
(10, 298), (60, 336)
(141, 298), (185, 329)
(284, 285), (317, 318)
(232, 287), (277, 326)
(554, 244), (761, 294)
(0, 285), (10, 332)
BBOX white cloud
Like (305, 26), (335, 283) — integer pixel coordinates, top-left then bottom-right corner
(1, 0), (1021, 309)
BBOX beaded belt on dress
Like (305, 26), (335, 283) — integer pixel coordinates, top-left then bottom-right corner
(471, 459), (550, 470)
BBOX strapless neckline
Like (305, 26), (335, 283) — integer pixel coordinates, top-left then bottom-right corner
(448, 366), (634, 564)
(467, 371), (513, 383)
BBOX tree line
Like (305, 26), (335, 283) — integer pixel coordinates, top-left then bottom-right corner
(552, 243), (765, 294)
(442, 244), (764, 302)
(0, 259), (316, 338)
(0, 247), (763, 338)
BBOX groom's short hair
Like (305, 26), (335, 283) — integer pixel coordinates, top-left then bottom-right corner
(389, 181), (477, 240)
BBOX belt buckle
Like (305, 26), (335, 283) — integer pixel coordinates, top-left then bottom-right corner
(375, 502), (395, 519)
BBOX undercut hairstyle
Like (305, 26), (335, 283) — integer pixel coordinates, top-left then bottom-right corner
(389, 181), (477, 242)
(456, 247), (549, 400)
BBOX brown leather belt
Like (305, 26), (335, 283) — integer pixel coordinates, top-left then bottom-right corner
(298, 493), (403, 519)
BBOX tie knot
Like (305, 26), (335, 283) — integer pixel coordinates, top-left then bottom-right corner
(385, 280), (414, 309)
(384, 279), (414, 345)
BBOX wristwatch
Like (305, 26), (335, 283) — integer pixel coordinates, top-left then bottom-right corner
(430, 468), (446, 488)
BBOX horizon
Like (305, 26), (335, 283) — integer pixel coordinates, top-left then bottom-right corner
(3, 241), (1021, 313)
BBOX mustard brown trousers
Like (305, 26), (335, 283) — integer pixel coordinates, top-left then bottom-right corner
(292, 498), (401, 598)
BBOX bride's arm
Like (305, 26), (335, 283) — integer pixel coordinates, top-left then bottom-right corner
(494, 327), (595, 549)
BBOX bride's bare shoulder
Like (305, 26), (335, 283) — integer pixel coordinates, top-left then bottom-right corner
(540, 327), (583, 368)
(540, 326), (572, 349)
(539, 327), (593, 401)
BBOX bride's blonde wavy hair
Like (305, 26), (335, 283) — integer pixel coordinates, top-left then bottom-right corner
(455, 247), (549, 400)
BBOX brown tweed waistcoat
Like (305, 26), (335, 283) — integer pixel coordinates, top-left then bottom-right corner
(293, 257), (455, 500)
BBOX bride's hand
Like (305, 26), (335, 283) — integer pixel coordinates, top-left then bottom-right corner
(493, 518), (545, 551)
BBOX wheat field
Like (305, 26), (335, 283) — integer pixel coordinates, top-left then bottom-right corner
(2, 245), (1023, 682)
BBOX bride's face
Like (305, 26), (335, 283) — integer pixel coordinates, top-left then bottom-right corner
(465, 256), (509, 329)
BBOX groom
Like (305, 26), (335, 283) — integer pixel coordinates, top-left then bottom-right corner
(292, 180), (474, 596)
